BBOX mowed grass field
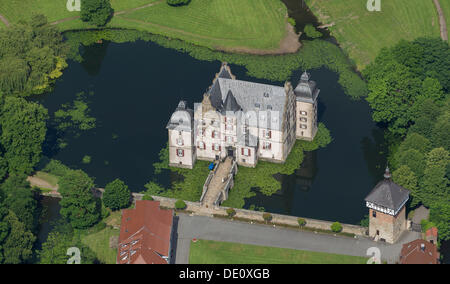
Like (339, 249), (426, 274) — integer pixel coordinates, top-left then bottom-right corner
(189, 240), (368, 264)
(0, 0), (287, 51)
(306, 0), (443, 69)
(81, 226), (119, 264)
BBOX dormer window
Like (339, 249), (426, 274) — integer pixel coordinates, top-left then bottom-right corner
(263, 92), (269, 98)
(255, 103), (260, 109)
(267, 105), (272, 110)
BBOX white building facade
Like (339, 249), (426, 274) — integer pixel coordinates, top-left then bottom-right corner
(167, 63), (319, 168)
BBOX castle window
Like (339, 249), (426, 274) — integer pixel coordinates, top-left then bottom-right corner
(300, 124), (307, 129)
(198, 141), (205, 149)
(372, 211), (377, 218)
(242, 148), (251, 157)
(300, 111), (307, 116)
(176, 138), (183, 146)
(212, 131), (219, 139)
(213, 143), (220, 151)
(263, 92), (269, 98)
(263, 130), (272, 139)
(177, 149), (184, 157)
(226, 136), (233, 143)
(255, 103), (260, 109)
(263, 142), (272, 150)
(300, 117), (307, 122)
(226, 124), (233, 131)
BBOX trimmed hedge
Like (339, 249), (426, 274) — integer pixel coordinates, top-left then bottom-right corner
(175, 199), (187, 210)
(331, 222), (343, 233)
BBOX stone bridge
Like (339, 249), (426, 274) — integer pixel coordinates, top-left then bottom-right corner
(199, 157), (237, 213)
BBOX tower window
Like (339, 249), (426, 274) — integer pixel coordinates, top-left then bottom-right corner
(372, 211), (377, 218)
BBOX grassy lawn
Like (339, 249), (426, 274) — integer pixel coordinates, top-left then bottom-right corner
(306, 0), (442, 69)
(189, 240), (368, 264)
(81, 226), (120, 264)
(35, 171), (59, 187)
(0, 0), (287, 51)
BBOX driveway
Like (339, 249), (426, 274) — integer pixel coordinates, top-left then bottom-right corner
(173, 214), (420, 264)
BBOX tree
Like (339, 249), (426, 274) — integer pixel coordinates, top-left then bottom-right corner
(419, 148), (449, 207)
(0, 17), (68, 96)
(226, 208), (236, 218)
(397, 132), (431, 155)
(1, 174), (39, 233)
(392, 165), (419, 206)
(39, 231), (72, 264)
(1, 211), (35, 264)
(297, 218), (306, 227)
(396, 149), (426, 178)
(431, 112), (450, 150)
(331, 222), (343, 233)
(175, 200), (186, 210)
(80, 0), (113, 27)
(0, 97), (48, 175)
(59, 170), (100, 229)
(102, 179), (131, 211)
(262, 213), (272, 223)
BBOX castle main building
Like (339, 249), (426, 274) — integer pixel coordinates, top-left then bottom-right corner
(167, 63), (319, 168)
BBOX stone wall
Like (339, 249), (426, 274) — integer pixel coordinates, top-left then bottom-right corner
(139, 195), (366, 236)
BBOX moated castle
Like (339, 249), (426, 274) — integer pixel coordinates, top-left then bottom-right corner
(166, 63), (319, 168)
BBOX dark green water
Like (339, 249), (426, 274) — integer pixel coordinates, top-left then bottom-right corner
(37, 40), (387, 225)
(35, 38), (449, 265)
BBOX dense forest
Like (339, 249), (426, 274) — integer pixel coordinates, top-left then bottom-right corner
(363, 37), (450, 242)
(0, 16), (106, 264)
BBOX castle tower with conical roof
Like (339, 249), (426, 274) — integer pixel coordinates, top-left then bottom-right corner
(364, 167), (410, 243)
(294, 71), (319, 141)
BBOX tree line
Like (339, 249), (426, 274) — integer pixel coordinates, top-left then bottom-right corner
(363, 37), (450, 242)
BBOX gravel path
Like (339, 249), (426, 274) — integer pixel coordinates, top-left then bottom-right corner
(0, 13), (9, 27)
(433, 0), (448, 41)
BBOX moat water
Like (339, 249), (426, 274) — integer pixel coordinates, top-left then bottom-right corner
(37, 40), (388, 225)
(35, 0), (449, 262)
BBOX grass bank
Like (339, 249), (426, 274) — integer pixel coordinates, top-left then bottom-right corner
(0, 0), (287, 52)
(189, 239), (368, 264)
(306, 0), (443, 69)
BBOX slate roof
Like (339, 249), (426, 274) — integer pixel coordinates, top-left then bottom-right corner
(167, 100), (194, 131)
(295, 71), (320, 103)
(223, 90), (242, 112)
(365, 168), (410, 211)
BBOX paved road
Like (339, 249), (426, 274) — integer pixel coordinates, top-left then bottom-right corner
(173, 214), (420, 264)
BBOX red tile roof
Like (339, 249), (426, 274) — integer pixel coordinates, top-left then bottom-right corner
(399, 239), (440, 264)
(117, 200), (173, 264)
(426, 227), (438, 237)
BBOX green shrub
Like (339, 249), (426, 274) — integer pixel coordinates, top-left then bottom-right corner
(142, 194), (153, 201)
(167, 0), (190, 7)
(303, 24), (322, 39)
(262, 213), (272, 222)
(287, 17), (296, 27)
(175, 199), (187, 210)
(226, 208), (236, 218)
(297, 218), (306, 227)
(360, 215), (369, 228)
(421, 219), (436, 232)
(82, 155), (91, 164)
(331, 222), (343, 233)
